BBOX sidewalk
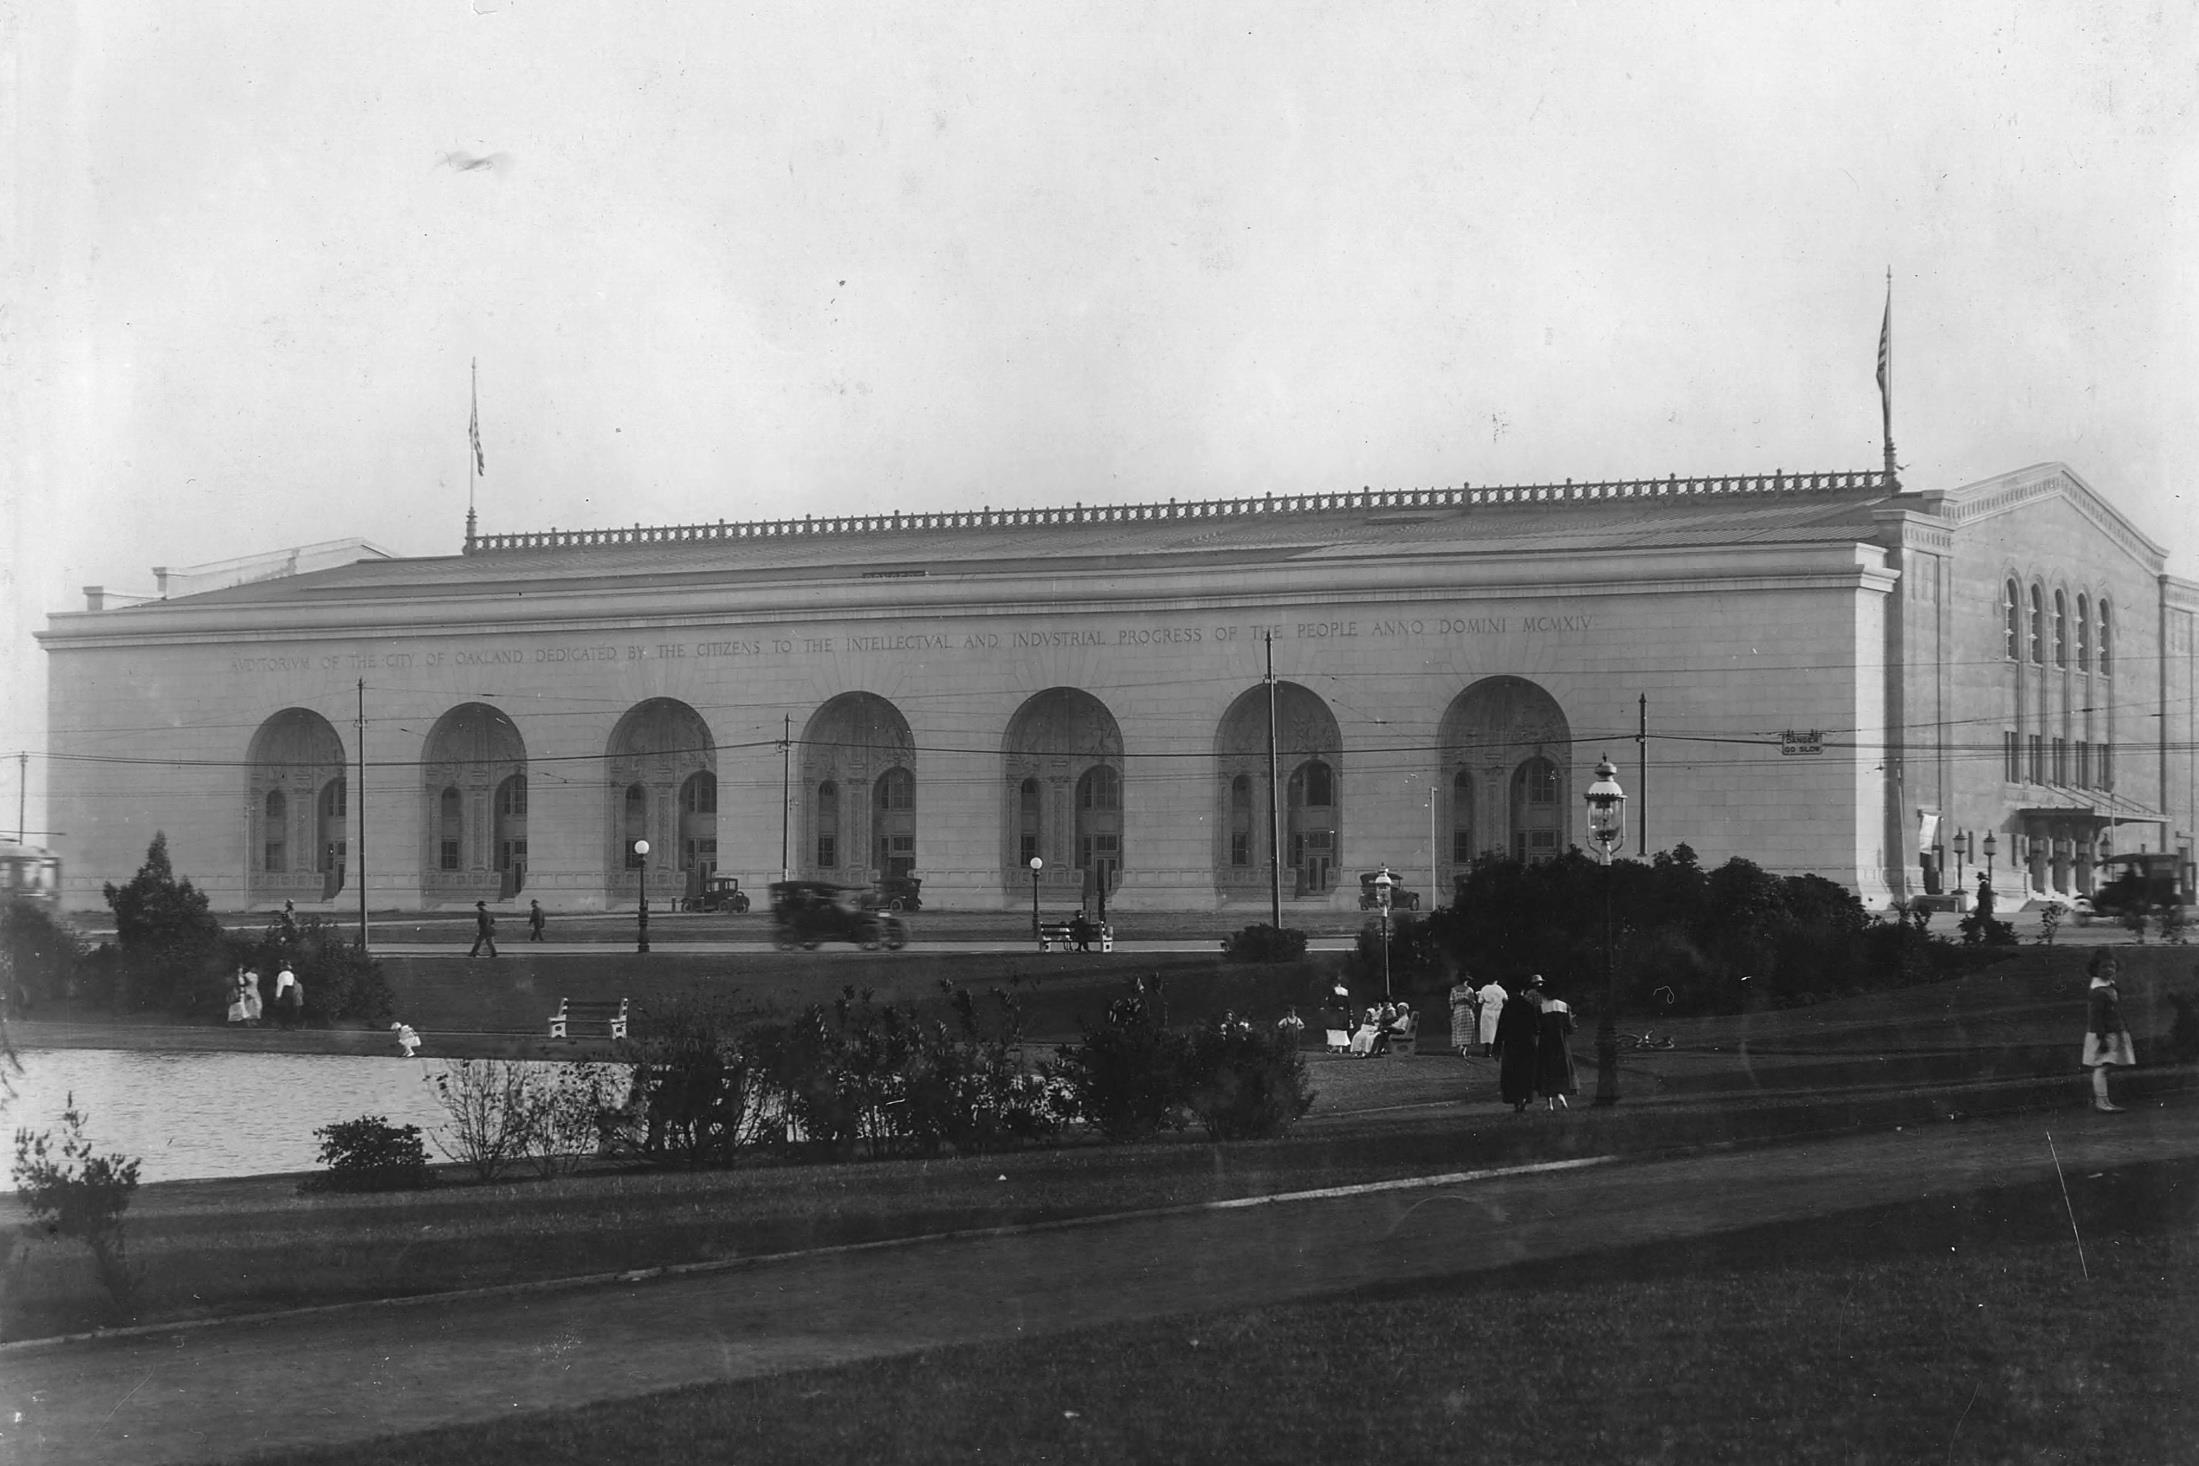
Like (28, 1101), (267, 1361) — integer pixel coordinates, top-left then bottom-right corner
(4, 1100), (2194, 1466)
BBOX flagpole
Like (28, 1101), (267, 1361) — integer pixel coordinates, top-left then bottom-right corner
(1878, 269), (1897, 489)
(465, 358), (481, 552)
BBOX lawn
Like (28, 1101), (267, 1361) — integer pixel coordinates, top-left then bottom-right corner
(225, 1159), (2199, 1465)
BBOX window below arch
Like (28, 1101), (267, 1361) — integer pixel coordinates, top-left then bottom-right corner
(1228, 774), (1252, 867)
(264, 790), (288, 873)
(815, 779), (839, 868)
(439, 786), (463, 871)
(622, 783), (647, 867)
(2054, 591), (2068, 667)
(2004, 580), (2021, 660)
(2077, 594), (2091, 670)
(2029, 584), (2045, 663)
(1018, 777), (1042, 865)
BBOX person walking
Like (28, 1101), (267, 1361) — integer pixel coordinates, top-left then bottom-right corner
(1535, 987), (1579, 1110)
(2083, 952), (2136, 1113)
(1449, 976), (1478, 1057)
(1492, 976), (1544, 1112)
(468, 900), (499, 959)
(1475, 975), (1509, 1057)
(528, 899), (547, 942)
(273, 964), (300, 1029)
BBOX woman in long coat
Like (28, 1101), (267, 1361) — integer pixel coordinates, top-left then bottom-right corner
(2084, 953), (2136, 1113)
(1492, 979), (1543, 1112)
(1535, 992), (1579, 1109)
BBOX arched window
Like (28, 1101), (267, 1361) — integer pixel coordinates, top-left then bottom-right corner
(264, 790), (288, 873)
(622, 783), (647, 867)
(317, 778), (346, 881)
(2099, 599), (2113, 675)
(1018, 778), (1042, 865)
(495, 774), (529, 881)
(438, 786), (464, 871)
(1076, 765), (1124, 891)
(815, 780), (839, 868)
(679, 771), (718, 875)
(2077, 594), (2091, 670)
(874, 767), (915, 878)
(2029, 584), (2045, 663)
(2054, 591), (2069, 666)
(2004, 580), (2021, 660)
(1451, 769), (1475, 863)
(1229, 774), (1254, 867)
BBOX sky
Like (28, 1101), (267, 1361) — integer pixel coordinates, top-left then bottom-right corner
(5, 1), (2196, 839)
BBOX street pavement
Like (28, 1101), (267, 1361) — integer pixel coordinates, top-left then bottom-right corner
(2, 1100), (2192, 1465)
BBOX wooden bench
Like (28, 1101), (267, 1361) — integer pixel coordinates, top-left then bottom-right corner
(1037, 921), (1114, 953)
(549, 997), (629, 1041)
(1378, 1012), (1418, 1057)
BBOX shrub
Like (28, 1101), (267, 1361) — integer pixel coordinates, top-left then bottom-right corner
(1220, 925), (1308, 963)
(12, 1095), (143, 1319)
(1047, 990), (1192, 1143)
(1180, 1020), (1316, 1141)
(428, 1060), (539, 1183)
(1958, 911), (2018, 947)
(622, 998), (777, 1168)
(101, 833), (227, 1014)
(526, 1062), (630, 1177)
(0, 897), (81, 1010)
(306, 1115), (433, 1192)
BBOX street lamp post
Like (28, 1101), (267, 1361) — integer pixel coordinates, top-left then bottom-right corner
(1982, 831), (1997, 889)
(1373, 865), (1395, 1001)
(1028, 855), (1044, 939)
(1952, 830), (1969, 887)
(633, 839), (651, 954)
(1584, 757), (1628, 1107)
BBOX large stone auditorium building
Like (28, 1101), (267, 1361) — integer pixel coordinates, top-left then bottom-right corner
(37, 461), (2199, 918)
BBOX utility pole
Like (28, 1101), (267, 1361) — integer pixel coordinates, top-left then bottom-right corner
(356, 679), (369, 951)
(1266, 631), (1282, 927)
(17, 750), (26, 843)
(780, 714), (792, 883)
(1637, 694), (1647, 857)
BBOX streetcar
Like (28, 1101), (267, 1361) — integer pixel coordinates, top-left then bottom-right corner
(0, 840), (62, 911)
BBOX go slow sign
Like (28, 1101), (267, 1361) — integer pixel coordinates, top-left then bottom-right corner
(1780, 729), (1825, 756)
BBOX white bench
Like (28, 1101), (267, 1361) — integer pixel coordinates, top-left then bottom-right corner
(549, 997), (629, 1041)
(1037, 921), (1114, 953)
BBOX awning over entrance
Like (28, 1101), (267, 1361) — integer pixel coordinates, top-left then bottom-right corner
(2014, 786), (2166, 825)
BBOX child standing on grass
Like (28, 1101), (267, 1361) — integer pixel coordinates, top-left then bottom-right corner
(2084, 952), (2136, 1113)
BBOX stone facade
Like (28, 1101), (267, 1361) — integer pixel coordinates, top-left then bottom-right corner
(37, 466), (2198, 915)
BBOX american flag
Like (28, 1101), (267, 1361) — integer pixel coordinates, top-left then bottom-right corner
(1876, 285), (1891, 404)
(469, 358), (486, 476)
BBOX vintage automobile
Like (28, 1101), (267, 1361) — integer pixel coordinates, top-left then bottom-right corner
(1357, 870), (1422, 911)
(876, 874), (924, 912)
(768, 880), (910, 951)
(679, 874), (752, 914)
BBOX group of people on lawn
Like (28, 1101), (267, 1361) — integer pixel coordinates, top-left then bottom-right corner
(1449, 973), (1580, 1112)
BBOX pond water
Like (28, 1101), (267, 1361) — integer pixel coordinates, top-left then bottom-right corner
(3, 1049), (600, 1187)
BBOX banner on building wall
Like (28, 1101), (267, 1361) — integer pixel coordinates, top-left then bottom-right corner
(1917, 811), (1939, 854)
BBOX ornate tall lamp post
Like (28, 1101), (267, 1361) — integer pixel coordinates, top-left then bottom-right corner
(1028, 855), (1044, 939)
(1982, 831), (1997, 888)
(1373, 865), (1395, 1001)
(1952, 830), (1969, 887)
(1584, 757), (1627, 1107)
(633, 839), (651, 954)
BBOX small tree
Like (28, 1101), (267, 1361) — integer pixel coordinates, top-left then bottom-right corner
(101, 833), (226, 1013)
(428, 1059), (539, 1182)
(12, 1095), (143, 1319)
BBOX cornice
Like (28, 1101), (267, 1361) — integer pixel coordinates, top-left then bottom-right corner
(39, 540), (1896, 652)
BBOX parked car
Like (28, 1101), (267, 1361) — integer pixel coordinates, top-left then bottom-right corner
(767, 880), (909, 951)
(876, 874), (923, 912)
(1358, 870), (1421, 911)
(680, 874), (751, 914)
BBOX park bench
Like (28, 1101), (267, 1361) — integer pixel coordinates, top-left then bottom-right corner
(1379, 1012), (1418, 1057)
(548, 997), (629, 1042)
(1037, 921), (1114, 953)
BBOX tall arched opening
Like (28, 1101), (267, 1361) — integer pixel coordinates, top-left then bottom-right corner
(605, 698), (715, 906)
(799, 693), (916, 886)
(1212, 683), (1344, 901)
(421, 702), (529, 904)
(246, 708), (347, 907)
(1437, 676), (1574, 886)
(1004, 688), (1124, 910)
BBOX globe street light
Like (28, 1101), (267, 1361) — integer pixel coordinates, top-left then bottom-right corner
(1952, 829), (1969, 886)
(633, 839), (651, 954)
(1028, 855), (1044, 939)
(1982, 831), (1997, 887)
(1583, 756), (1627, 1107)
(1373, 865), (1395, 1001)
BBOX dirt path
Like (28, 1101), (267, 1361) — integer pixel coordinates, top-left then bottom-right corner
(3, 1101), (2190, 1466)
